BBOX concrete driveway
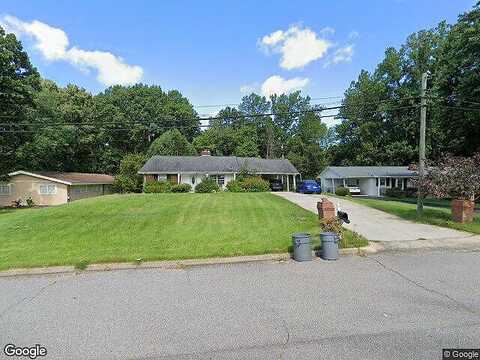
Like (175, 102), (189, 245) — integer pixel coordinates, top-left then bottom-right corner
(274, 192), (477, 243)
(1, 250), (480, 359)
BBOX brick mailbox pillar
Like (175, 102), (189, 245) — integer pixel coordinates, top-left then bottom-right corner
(452, 199), (475, 223)
(317, 198), (336, 220)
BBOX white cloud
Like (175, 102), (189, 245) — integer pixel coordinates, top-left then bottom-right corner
(261, 30), (284, 46)
(259, 25), (332, 70)
(2, 15), (69, 60)
(0, 15), (143, 86)
(67, 48), (143, 87)
(260, 75), (309, 97)
(324, 45), (354, 68)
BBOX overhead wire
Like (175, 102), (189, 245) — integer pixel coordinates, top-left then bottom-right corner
(0, 99), (424, 134)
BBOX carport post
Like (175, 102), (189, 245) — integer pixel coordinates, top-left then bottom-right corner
(177, 173), (180, 184)
(287, 175), (290, 191)
(377, 177), (380, 196)
(293, 174), (296, 190)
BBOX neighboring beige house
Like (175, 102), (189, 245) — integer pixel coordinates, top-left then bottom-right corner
(0, 171), (114, 207)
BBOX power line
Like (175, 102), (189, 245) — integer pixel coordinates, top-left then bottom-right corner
(437, 104), (480, 112)
(0, 106), (344, 128)
(0, 96), (418, 121)
(0, 101), (423, 134)
(0, 111), (345, 133)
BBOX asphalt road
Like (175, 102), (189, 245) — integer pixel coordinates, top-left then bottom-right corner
(1, 250), (480, 360)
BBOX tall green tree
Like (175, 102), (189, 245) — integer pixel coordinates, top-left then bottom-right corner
(113, 153), (148, 193)
(16, 81), (98, 172)
(331, 22), (449, 166)
(148, 129), (196, 156)
(434, 3), (480, 156)
(93, 84), (199, 162)
(0, 26), (40, 175)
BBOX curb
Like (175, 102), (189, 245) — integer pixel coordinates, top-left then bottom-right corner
(0, 245), (374, 278)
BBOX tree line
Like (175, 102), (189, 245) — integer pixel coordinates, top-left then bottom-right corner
(0, 24), (328, 179)
(1, 2), (479, 181)
(330, 2), (480, 166)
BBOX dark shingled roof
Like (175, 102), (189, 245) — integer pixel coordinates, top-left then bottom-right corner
(36, 172), (114, 184)
(320, 166), (416, 179)
(139, 156), (299, 174)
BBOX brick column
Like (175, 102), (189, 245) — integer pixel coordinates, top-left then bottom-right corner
(452, 199), (475, 223)
(317, 198), (336, 220)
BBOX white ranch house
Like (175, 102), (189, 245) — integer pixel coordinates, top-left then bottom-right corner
(138, 154), (300, 191)
(319, 166), (417, 196)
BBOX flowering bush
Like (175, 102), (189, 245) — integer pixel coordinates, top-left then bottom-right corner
(420, 153), (480, 200)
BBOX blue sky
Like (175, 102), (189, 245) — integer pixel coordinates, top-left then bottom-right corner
(0, 0), (475, 123)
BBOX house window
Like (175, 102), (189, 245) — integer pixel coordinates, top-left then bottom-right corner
(157, 175), (167, 181)
(380, 178), (386, 186)
(39, 184), (56, 195)
(386, 178), (390, 187)
(73, 185), (100, 194)
(346, 179), (359, 186)
(0, 184), (10, 196)
(210, 175), (225, 186)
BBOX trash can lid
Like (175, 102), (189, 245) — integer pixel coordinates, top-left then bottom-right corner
(292, 232), (311, 238)
(320, 232), (339, 243)
(320, 232), (338, 236)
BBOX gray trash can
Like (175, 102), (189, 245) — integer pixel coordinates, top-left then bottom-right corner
(320, 232), (339, 260)
(292, 233), (312, 262)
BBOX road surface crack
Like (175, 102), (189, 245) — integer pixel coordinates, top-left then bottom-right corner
(366, 256), (478, 315)
(0, 279), (58, 319)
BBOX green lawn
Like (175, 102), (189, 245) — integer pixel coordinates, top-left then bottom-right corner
(0, 193), (366, 271)
(349, 197), (480, 234)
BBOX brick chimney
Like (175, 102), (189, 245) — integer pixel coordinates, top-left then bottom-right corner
(200, 149), (211, 156)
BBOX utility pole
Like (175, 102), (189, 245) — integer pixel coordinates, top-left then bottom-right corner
(417, 72), (428, 217)
(267, 96), (276, 159)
